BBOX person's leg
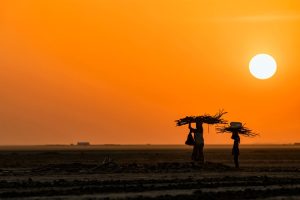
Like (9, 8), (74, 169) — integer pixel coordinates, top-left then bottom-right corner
(199, 144), (204, 164)
(193, 145), (201, 161)
(234, 154), (239, 168)
(192, 145), (197, 161)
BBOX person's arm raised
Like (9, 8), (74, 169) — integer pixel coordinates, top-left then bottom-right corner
(189, 123), (195, 132)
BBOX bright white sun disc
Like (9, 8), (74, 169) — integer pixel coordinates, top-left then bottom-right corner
(249, 54), (277, 79)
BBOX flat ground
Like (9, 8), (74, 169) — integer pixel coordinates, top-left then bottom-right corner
(0, 145), (300, 199)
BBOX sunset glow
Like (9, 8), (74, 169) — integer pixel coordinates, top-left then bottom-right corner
(1, 1), (300, 145)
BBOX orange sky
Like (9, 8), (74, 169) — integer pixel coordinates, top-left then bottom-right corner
(1, 0), (300, 145)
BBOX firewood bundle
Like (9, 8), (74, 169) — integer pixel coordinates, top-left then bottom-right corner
(216, 124), (258, 137)
(175, 110), (227, 126)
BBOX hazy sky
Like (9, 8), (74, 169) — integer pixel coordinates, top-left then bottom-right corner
(1, 0), (300, 145)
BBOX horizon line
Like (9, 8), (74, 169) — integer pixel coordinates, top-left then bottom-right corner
(0, 143), (299, 146)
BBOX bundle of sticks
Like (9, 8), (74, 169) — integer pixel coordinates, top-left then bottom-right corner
(216, 124), (258, 137)
(175, 110), (227, 126)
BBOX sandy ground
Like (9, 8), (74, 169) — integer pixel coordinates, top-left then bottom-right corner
(0, 145), (300, 199)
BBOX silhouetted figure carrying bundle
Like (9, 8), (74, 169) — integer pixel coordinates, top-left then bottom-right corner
(176, 110), (227, 163)
(217, 122), (258, 168)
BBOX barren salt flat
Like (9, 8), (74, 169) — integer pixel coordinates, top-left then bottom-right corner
(0, 145), (300, 199)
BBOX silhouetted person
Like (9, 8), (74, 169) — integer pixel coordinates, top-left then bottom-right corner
(189, 121), (204, 163)
(231, 131), (240, 168)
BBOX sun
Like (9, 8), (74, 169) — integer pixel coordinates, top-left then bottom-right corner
(249, 54), (277, 79)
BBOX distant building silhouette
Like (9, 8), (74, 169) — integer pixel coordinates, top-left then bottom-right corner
(77, 142), (90, 146)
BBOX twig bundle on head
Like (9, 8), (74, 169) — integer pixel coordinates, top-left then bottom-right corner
(216, 124), (258, 137)
(175, 110), (227, 126)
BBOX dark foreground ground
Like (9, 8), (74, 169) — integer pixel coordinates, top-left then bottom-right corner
(0, 145), (300, 200)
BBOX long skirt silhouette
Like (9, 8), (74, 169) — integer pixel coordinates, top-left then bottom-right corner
(192, 143), (204, 163)
(232, 139), (240, 168)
